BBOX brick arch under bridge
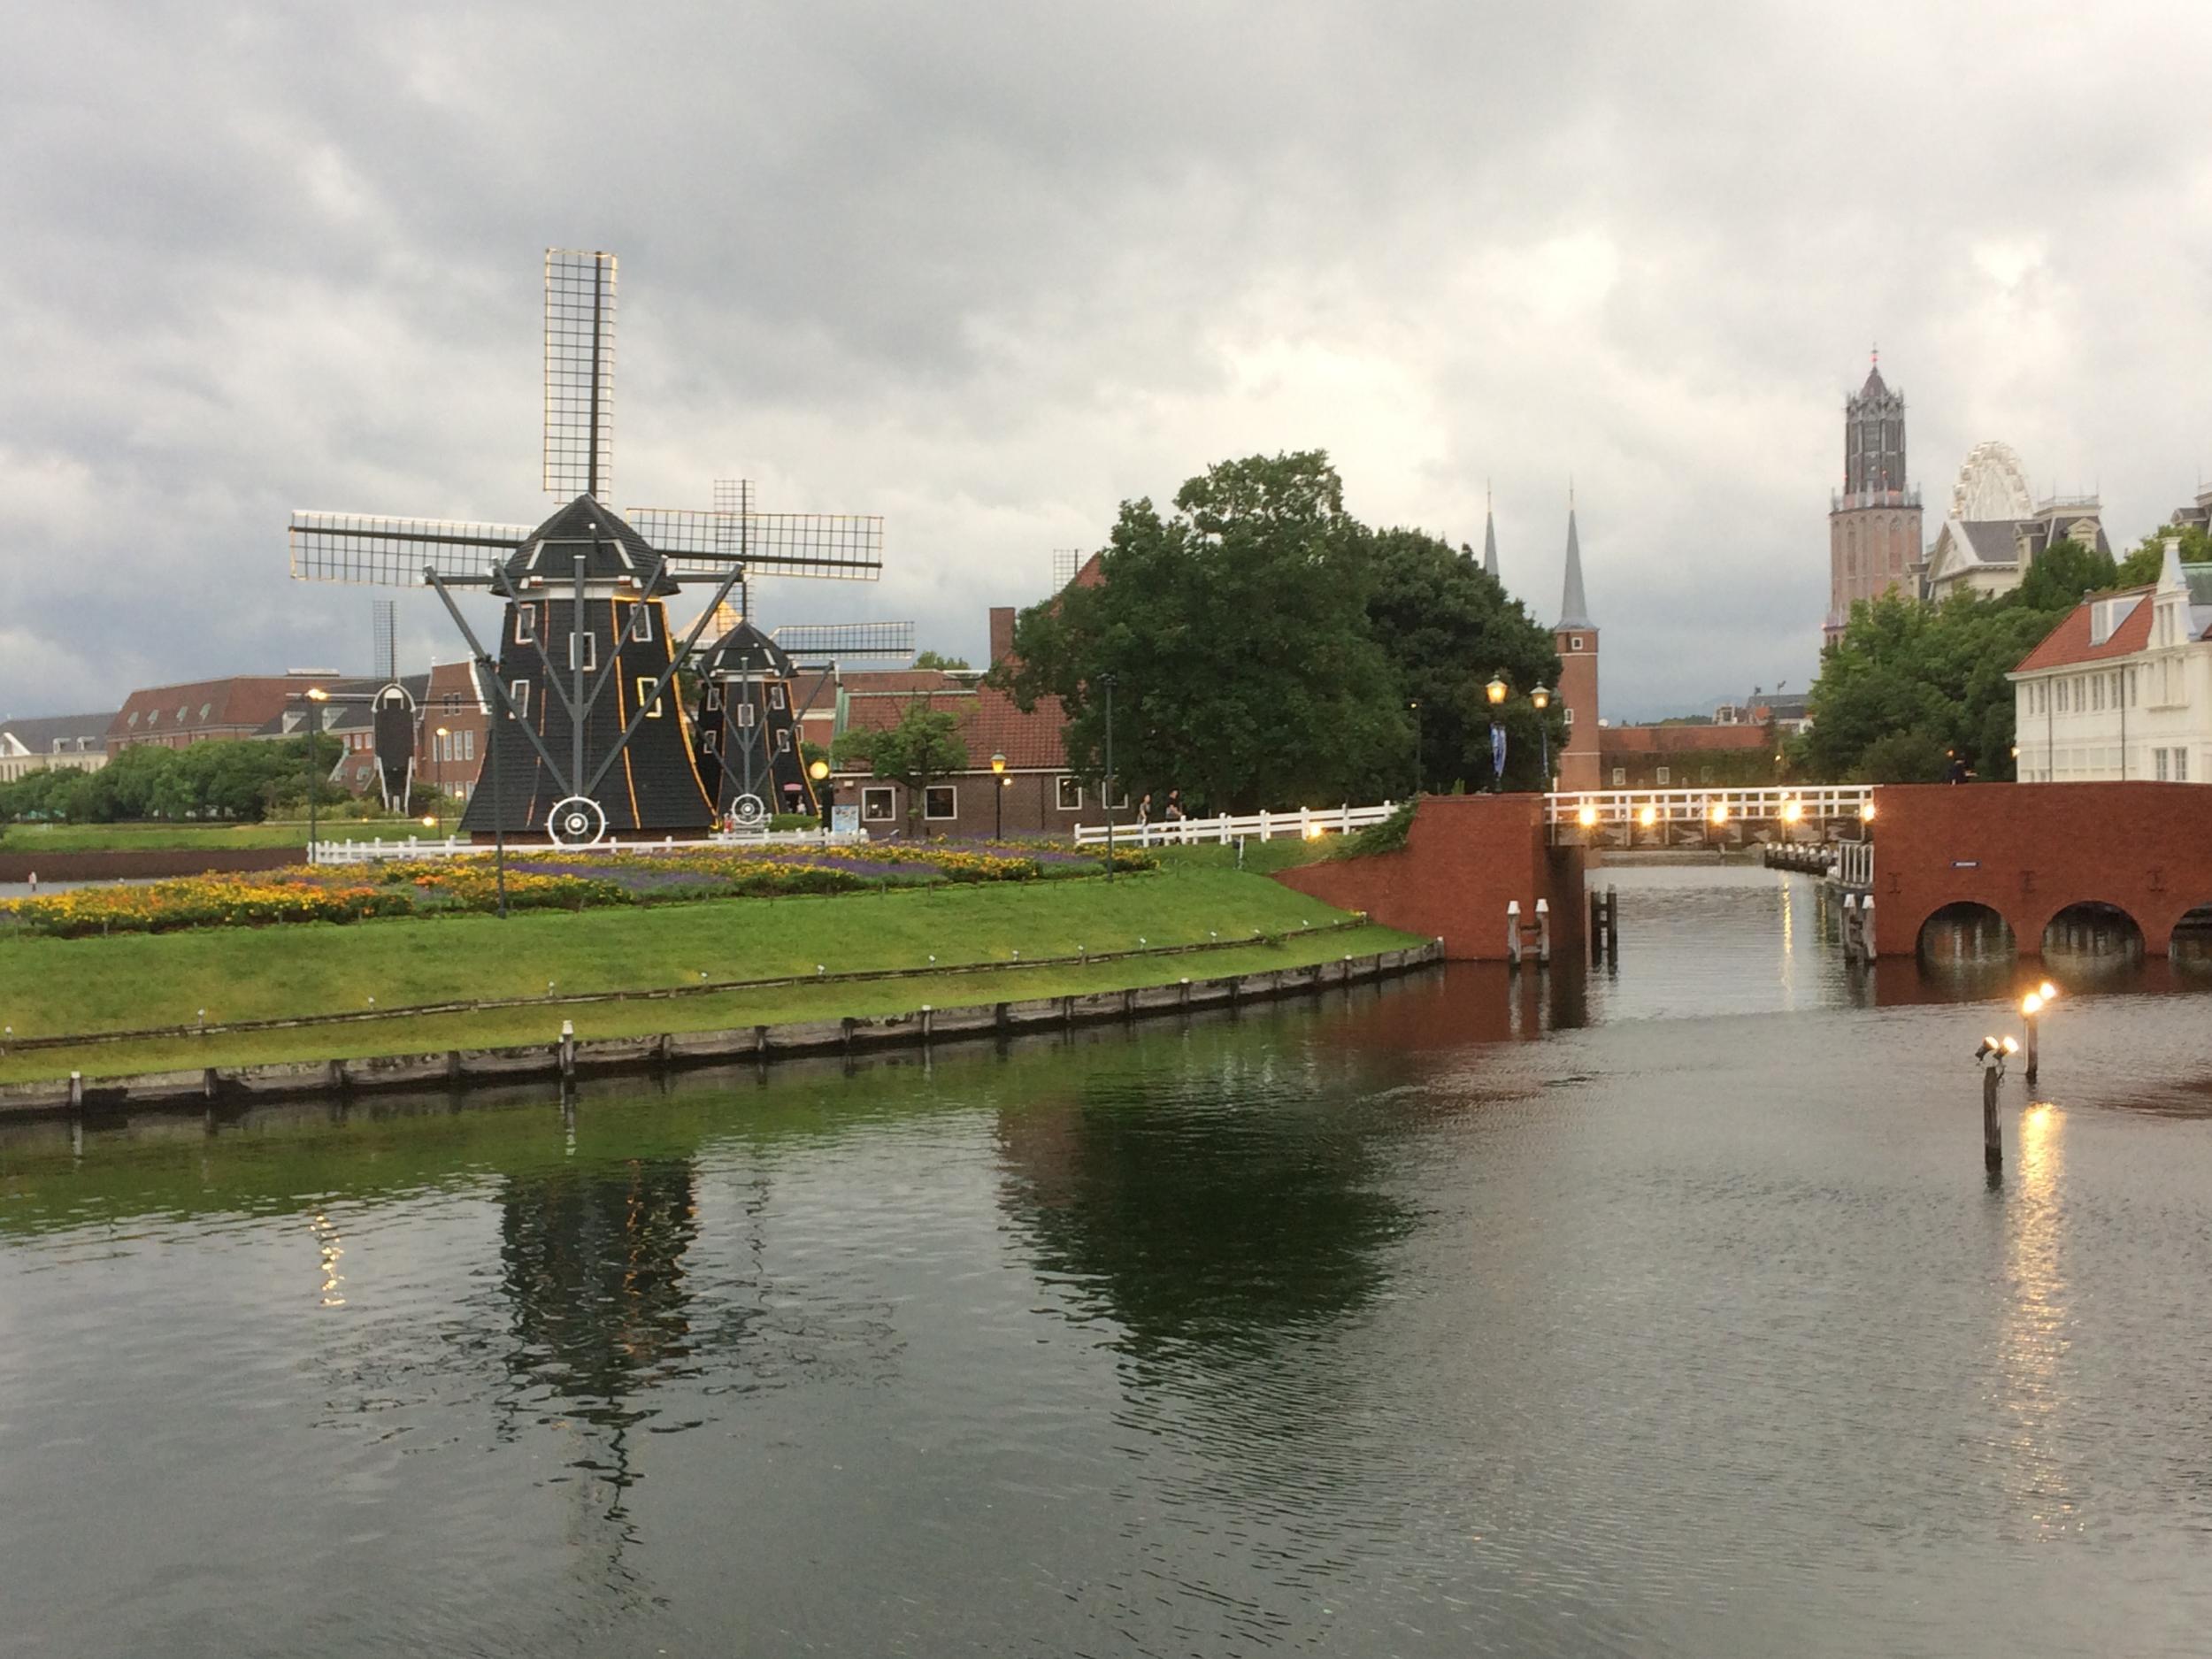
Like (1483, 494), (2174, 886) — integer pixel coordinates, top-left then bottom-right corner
(1871, 782), (2212, 957)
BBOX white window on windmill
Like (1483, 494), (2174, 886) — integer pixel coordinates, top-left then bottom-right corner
(737, 701), (758, 727)
(571, 631), (596, 672)
(702, 729), (718, 755)
(637, 679), (662, 717)
(516, 607), (536, 645)
(630, 605), (654, 643)
(704, 684), (722, 712)
(510, 680), (530, 718)
(769, 685), (786, 711)
(774, 728), (791, 752)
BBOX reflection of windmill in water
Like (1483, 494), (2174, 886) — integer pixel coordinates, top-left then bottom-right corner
(663, 479), (915, 826)
(288, 250), (885, 846)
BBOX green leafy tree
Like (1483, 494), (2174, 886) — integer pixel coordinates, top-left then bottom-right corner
(2116, 523), (2212, 587)
(999, 452), (1412, 812)
(1365, 527), (1563, 791)
(832, 700), (969, 834)
(2014, 538), (2117, 611)
(912, 650), (971, 671)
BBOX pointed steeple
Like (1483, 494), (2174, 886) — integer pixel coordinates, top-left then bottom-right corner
(1557, 493), (1594, 630)
(1482, 482), (1499, 580)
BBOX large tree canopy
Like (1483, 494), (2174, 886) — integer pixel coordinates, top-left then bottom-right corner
(997, 451), (1561, 811)
(1800, 538), (2118, 783)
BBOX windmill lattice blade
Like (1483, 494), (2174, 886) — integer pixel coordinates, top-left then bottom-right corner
(288, 511), (530, 585)
(772, 621), (916, 658)
(543, 249), (616, 498)
(629, 509), (884, 580)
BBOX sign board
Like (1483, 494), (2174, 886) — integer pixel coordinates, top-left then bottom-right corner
(1951, 859), (1980, 869)
(831, 804), (861, 835)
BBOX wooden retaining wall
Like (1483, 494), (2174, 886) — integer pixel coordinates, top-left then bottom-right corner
(0, 942), (1442, 1120)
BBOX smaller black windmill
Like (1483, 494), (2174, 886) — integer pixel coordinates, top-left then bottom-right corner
(288, 250), (885, 845)
(630, 478), (913, 827)
(366, 600), (417, 814)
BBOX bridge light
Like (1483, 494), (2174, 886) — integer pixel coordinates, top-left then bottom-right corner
(1779, 798), (1803, 824)
(1637, 804), (1657, 828)
(1709, 801), (1729, 826)
(1860, 801), (1877, 823)
(1577, 803), (1598, 828)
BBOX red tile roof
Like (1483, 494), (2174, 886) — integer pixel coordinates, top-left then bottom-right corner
(109, 674), (342, 745)
(2014, 588), (2154, 673)
(1600, 724), (1771, 756)
(839, 686), (1070, 772)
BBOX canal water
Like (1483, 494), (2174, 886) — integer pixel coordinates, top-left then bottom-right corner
(6, 864), (2212, 1656)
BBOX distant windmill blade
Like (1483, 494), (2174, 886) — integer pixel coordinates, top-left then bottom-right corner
(1052, 548), (1080, 590)
(543, 249), (616, 498)
(628, 508), (884, 580)
(771, 621), (916, 659)
(288, 511), (531, 585)
(370, 598), (397, 680)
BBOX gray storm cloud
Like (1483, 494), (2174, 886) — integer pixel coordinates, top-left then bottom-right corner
(4, 1), (2208, 719)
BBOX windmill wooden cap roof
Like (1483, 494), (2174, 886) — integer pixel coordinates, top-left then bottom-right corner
(508, 495), (674, 594)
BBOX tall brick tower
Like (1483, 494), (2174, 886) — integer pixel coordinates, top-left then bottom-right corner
(1553, 500), (1600, 790)
(1824, 350), (1922, 644)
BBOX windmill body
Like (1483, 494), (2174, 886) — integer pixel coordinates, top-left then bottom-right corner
(288, 250), (882, 847)
(696, 620), (815, 826)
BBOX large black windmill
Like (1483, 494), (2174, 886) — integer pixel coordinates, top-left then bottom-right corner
(288, 250), (885, 846)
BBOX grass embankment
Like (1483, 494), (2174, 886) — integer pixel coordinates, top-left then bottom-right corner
(0, 821), (317, 853)
(0, 856), (1415, 1083)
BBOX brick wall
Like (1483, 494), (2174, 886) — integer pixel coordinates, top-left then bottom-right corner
(1271, 794), (1585, 960)
(1872, 780), (2212, 956)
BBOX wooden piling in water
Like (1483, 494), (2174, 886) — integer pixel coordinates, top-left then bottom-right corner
(1983, 1065), (2002, 1170)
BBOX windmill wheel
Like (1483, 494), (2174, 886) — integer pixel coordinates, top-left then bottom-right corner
(730, 794), (767, 830)
(547, 795), (609, 848)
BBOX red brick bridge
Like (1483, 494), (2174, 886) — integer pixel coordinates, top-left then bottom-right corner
(1272, 784), (2212, 961)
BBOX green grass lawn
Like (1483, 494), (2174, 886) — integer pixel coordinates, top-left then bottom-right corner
(0, 862), (1406, 1081)
(1, 925), (1415, 1085)
(0, 821), (321, 852)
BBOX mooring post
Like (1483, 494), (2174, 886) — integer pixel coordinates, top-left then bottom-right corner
(2024, 1008), (2039, 1085)
(1535, 898), (1551, 964)
(1588, 887), (1602, 959)
(1862, 895), (1877, 960)
(1982, 1064), (2002, 1171)
(1604, 885), (1618, 958)
(558, 1018), (576, 1081)
(68, 1071), (83, 1110)
(1842, 894), (1860, 959)
(1506, 901), (1523, 965)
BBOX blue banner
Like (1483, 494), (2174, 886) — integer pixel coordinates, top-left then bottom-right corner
(1491, 723), (1508, 783)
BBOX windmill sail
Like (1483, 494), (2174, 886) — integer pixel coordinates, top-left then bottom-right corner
(626, 508), (883, 580)
(288, 512), (531, 585)
(543, 250), (616, 499)
(771, 621), (915, 659)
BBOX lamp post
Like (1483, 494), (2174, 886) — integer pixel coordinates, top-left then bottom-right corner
(1100, 672), (1118, 881)
(1485, 671), (1509, 791)
(990, 751), (1007, 840)
(2022, 979), (2055, 1084)
(810, 757), (833, 832)
(1530, 684), (1552, 789)
(433, 726), (449, 837)
(1408, 699), (1422, 795)
(303, 686), (329, 854)
(488, 676), (507, 918)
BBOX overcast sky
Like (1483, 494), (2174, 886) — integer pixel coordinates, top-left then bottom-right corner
(7, 2), (2212, 722)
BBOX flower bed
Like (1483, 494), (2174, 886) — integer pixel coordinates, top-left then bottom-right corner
(0, 841), (1159, 938)
(2, 875), (414, 938)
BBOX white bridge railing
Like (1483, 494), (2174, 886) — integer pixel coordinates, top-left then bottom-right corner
(1545, 784), (1874, 831)
(1072, 802), (1401, 848)
(310, 827), (872, 866)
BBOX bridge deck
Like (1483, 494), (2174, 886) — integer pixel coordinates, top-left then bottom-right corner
(1545, 785), (1874, 843)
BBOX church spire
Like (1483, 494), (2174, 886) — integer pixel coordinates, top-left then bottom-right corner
(1482, 482), (1499, 580)
(1557, 497), (1594, 630)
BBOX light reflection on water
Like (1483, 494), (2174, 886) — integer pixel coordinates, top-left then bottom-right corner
(3, 863), (2212, 1655)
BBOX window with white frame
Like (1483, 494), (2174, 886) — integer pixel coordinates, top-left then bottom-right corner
(773, 728), (791, 752)
(735, 701), (757, 727)
(1611, 767), (1626, 786)
(510, 680), (530, 718)
(2156, 748), (2170, 780)
(769, 685), (786, 710)
(516, 607), (535, 645)
(704, 684), (722, 712)
(1655, 766), (1671, 785)
(629, 605), (654, 642)
(463, 730), (474, 761)
(1570, 635), (1584, 650)
(2180, 749), (2192, 782)
(571, 631), (596, 672)
(862, 786), (895, 821)
(1563, 707), (1574, 725)
(924, 784), (957, 820)
(1056, 776), (1082, 810)
(637, 678), (663, 717)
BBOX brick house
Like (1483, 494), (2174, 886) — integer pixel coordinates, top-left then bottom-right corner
(108, 673), (343, 754)
(830, 682), (1094, 840)
(1596, 722), (1777, 789)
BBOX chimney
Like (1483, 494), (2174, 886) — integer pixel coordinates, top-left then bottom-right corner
(989, 606), (1016, 668)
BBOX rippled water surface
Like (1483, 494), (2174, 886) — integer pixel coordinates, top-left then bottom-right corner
(6, 864), (2212, 1655)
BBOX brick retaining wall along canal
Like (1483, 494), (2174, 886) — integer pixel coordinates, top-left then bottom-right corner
(0, 942), (1443, 1119)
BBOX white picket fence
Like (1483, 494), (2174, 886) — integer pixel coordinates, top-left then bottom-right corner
(1071, 802), (1400, 848)
(310, 827), (872, 866)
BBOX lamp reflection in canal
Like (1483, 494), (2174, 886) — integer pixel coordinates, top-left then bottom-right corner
(311, 1210), (345, 1309)
(1996, 1098), (2077, 1537)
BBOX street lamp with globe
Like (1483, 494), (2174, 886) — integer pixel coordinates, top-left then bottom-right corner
(990, 752), (1007, 839)
(809, 757), (834, 831)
